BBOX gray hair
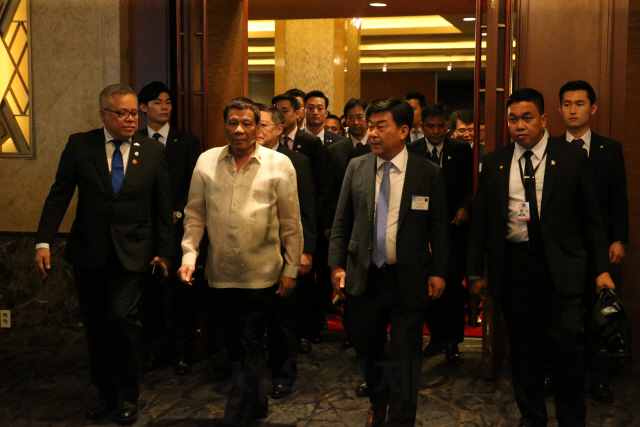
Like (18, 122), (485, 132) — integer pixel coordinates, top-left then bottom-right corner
(258, 104), (284, 126)
(99, 84), (136, 109)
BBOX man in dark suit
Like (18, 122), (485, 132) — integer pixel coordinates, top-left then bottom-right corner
(408, 103), (473, 365)
(467, 88), (615, 427)
(35, 84), (174, 425)
(285, 88), (306, 130)
(304, 90), (345, 147)
(330, 98), (369, 190)
(273, 93), (334, 351)
(135, 81), (201, 376)
(404, 92), (426, 142)
(256, 104), (317, 400)
(329, 98), (449, 427)
(557, 80), (629, 403)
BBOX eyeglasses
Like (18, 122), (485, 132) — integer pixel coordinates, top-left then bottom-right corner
(103, 108), (139, 119)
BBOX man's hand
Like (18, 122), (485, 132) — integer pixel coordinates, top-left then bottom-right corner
(451, 208), (470, 225)
(595, 272), (615, 293)
(35, 248), (51, 279)
(609, 242), (625, 265)
(178, 264), (196, 285)
(324, 229), (332, 240)
(331, 268), (346, 299)
(151, 256), (171, 277)
(428, 276), (446, 299)
(276, 275), (296, 297)
(468, 278), (488, 300)
(299, 253), (313, 275)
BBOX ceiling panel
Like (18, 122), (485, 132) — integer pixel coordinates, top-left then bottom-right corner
(248, 0), (476, 20)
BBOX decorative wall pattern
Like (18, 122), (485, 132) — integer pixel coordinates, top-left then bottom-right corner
(344, 20), (360, 101)
(0, 0), (31, 157)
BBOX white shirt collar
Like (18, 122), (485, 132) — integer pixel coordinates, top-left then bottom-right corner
(103, 128), (131, 145)
(351, 133), (368, 147)
(515, 129), (549, 162)
(147, 122), (170, 142)
(565, 128), (591, 150)
(376, 146), (409, 173)
(425, 138), (444, 154)
(283, 127), (297, 143)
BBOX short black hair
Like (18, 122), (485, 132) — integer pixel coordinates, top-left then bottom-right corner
(138, 81), (171, 106)
(272, 94), (300, 111)
(365, 98), (413, 130)
(343, 98), (369, 118)
(223, 97), (260, 124)
(507, 88), (545, 114)
(404, 92), (427, 109)
(285, 88), (306, 101)
(304, 90), (329, 109)
(421, 103), (448, 122)
(449, 109), (474, 130)
(559, 80), (596, 105)
(258, 104), (285, 126)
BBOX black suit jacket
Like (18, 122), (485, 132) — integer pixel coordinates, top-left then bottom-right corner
(467, 137), (610, 298)
(277, 143), (317, 253)
(323, 129), (344, 147)
(407, 136), (473, 220)
(328, 151), (450, 308)
(36, 128), (174, 272)
(290, 129), (335, 230)
(581, 132), (628, 244)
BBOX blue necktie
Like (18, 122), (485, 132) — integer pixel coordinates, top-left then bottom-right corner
(372, 161), (392, 268)
(111, 140), (124, 194)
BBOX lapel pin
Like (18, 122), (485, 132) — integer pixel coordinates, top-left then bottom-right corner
(447, 156), (451, 160)
(600, 145), (603, 148)
(551, 160), (556, 165)
(297, 145), (301, 149)
(134, 152), (139, 156)
(133, 159), (138, 164)
(134, 142), (140, 146)
(499, 165), (503, 169)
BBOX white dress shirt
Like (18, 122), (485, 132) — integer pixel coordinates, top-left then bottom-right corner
(410, 128), (424, 141)
(374, 147), (408, 265)
(36, 128), (131, 250)
(426, 140), (444, 167)
(351, 133), (368, 147)
(281, 127), (298, 150)
(506, 130), (548, 243)
(306, 127), (325, 144)
(147, 122), (170, 146)
(565, 128), (591, 156)
(181, 143), (303, 289)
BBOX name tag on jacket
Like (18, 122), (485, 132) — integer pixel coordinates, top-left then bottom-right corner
(411, 196), (429, 210)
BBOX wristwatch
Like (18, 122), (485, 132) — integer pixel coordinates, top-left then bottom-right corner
(616, 241), (625, 248)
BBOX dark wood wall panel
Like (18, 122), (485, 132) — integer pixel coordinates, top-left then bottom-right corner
(622, 0), (640, 358)
(360, 71), (436, 105)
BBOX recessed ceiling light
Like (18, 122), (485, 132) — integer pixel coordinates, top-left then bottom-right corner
(482, 33), (487, 36)
(370, 3), (387, 6)
(463, 17), (476, 21)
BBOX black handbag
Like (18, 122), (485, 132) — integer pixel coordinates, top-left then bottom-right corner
(589, 289), (632, 374)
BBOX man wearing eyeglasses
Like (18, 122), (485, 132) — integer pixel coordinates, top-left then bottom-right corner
(35, 84), (174, 425)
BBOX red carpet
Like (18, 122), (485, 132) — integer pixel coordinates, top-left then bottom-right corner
(326, 307), (483, 338)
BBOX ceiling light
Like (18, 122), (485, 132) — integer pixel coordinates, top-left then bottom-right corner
(350, 18), (363, 29)
(382, 58), (388, 72)
(482, 32), (487, 36)
(370, 3), (387, 6)
(463, 17), (476, 21)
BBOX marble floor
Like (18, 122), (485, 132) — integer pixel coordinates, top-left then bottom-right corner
(0, 332), (637, 426)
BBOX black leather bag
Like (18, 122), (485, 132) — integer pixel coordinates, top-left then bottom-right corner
(589, 289), (632, 374)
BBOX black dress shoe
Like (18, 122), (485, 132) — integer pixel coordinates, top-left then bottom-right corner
(174, 357), (192, 376)
(422, 341), (445, 357)
(355, 382), (369, 398)
(114, 400), (139, 426)
(309, 331), (323, 344)
(589, 382), (614, 403)
(297, 338), (312, 354)
(342, 334), (353, 348)
(85, 401), (117, 420)
(543, 375), (554, 397)
(445, 343), (462, 366)
(271, 383), (293, 399)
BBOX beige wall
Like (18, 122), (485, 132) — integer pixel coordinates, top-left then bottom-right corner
(0, 0), (122, 232)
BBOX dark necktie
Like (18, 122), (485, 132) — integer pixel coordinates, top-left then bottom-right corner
(372, 161), (392, 268)
(571, 138), (584, 148)
(356, 142), (363, 147)
(523, 150), (542, 250)
(111, 140), (124, 194)
(152, 132), (162, 141)
(431, 146), (440, 165)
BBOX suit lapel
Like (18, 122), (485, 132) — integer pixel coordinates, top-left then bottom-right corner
(588, 133), (602, 171)
(441, 138), (452, 170)
(117, 134), (144, 197)
(498, 144), (514, 220)
(397, 153), (422, 231)
(541, 138), (561, 213)
(363, 154), (377, 227)
(90, 130), (114, 195)
(165, 127), (179, 154)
